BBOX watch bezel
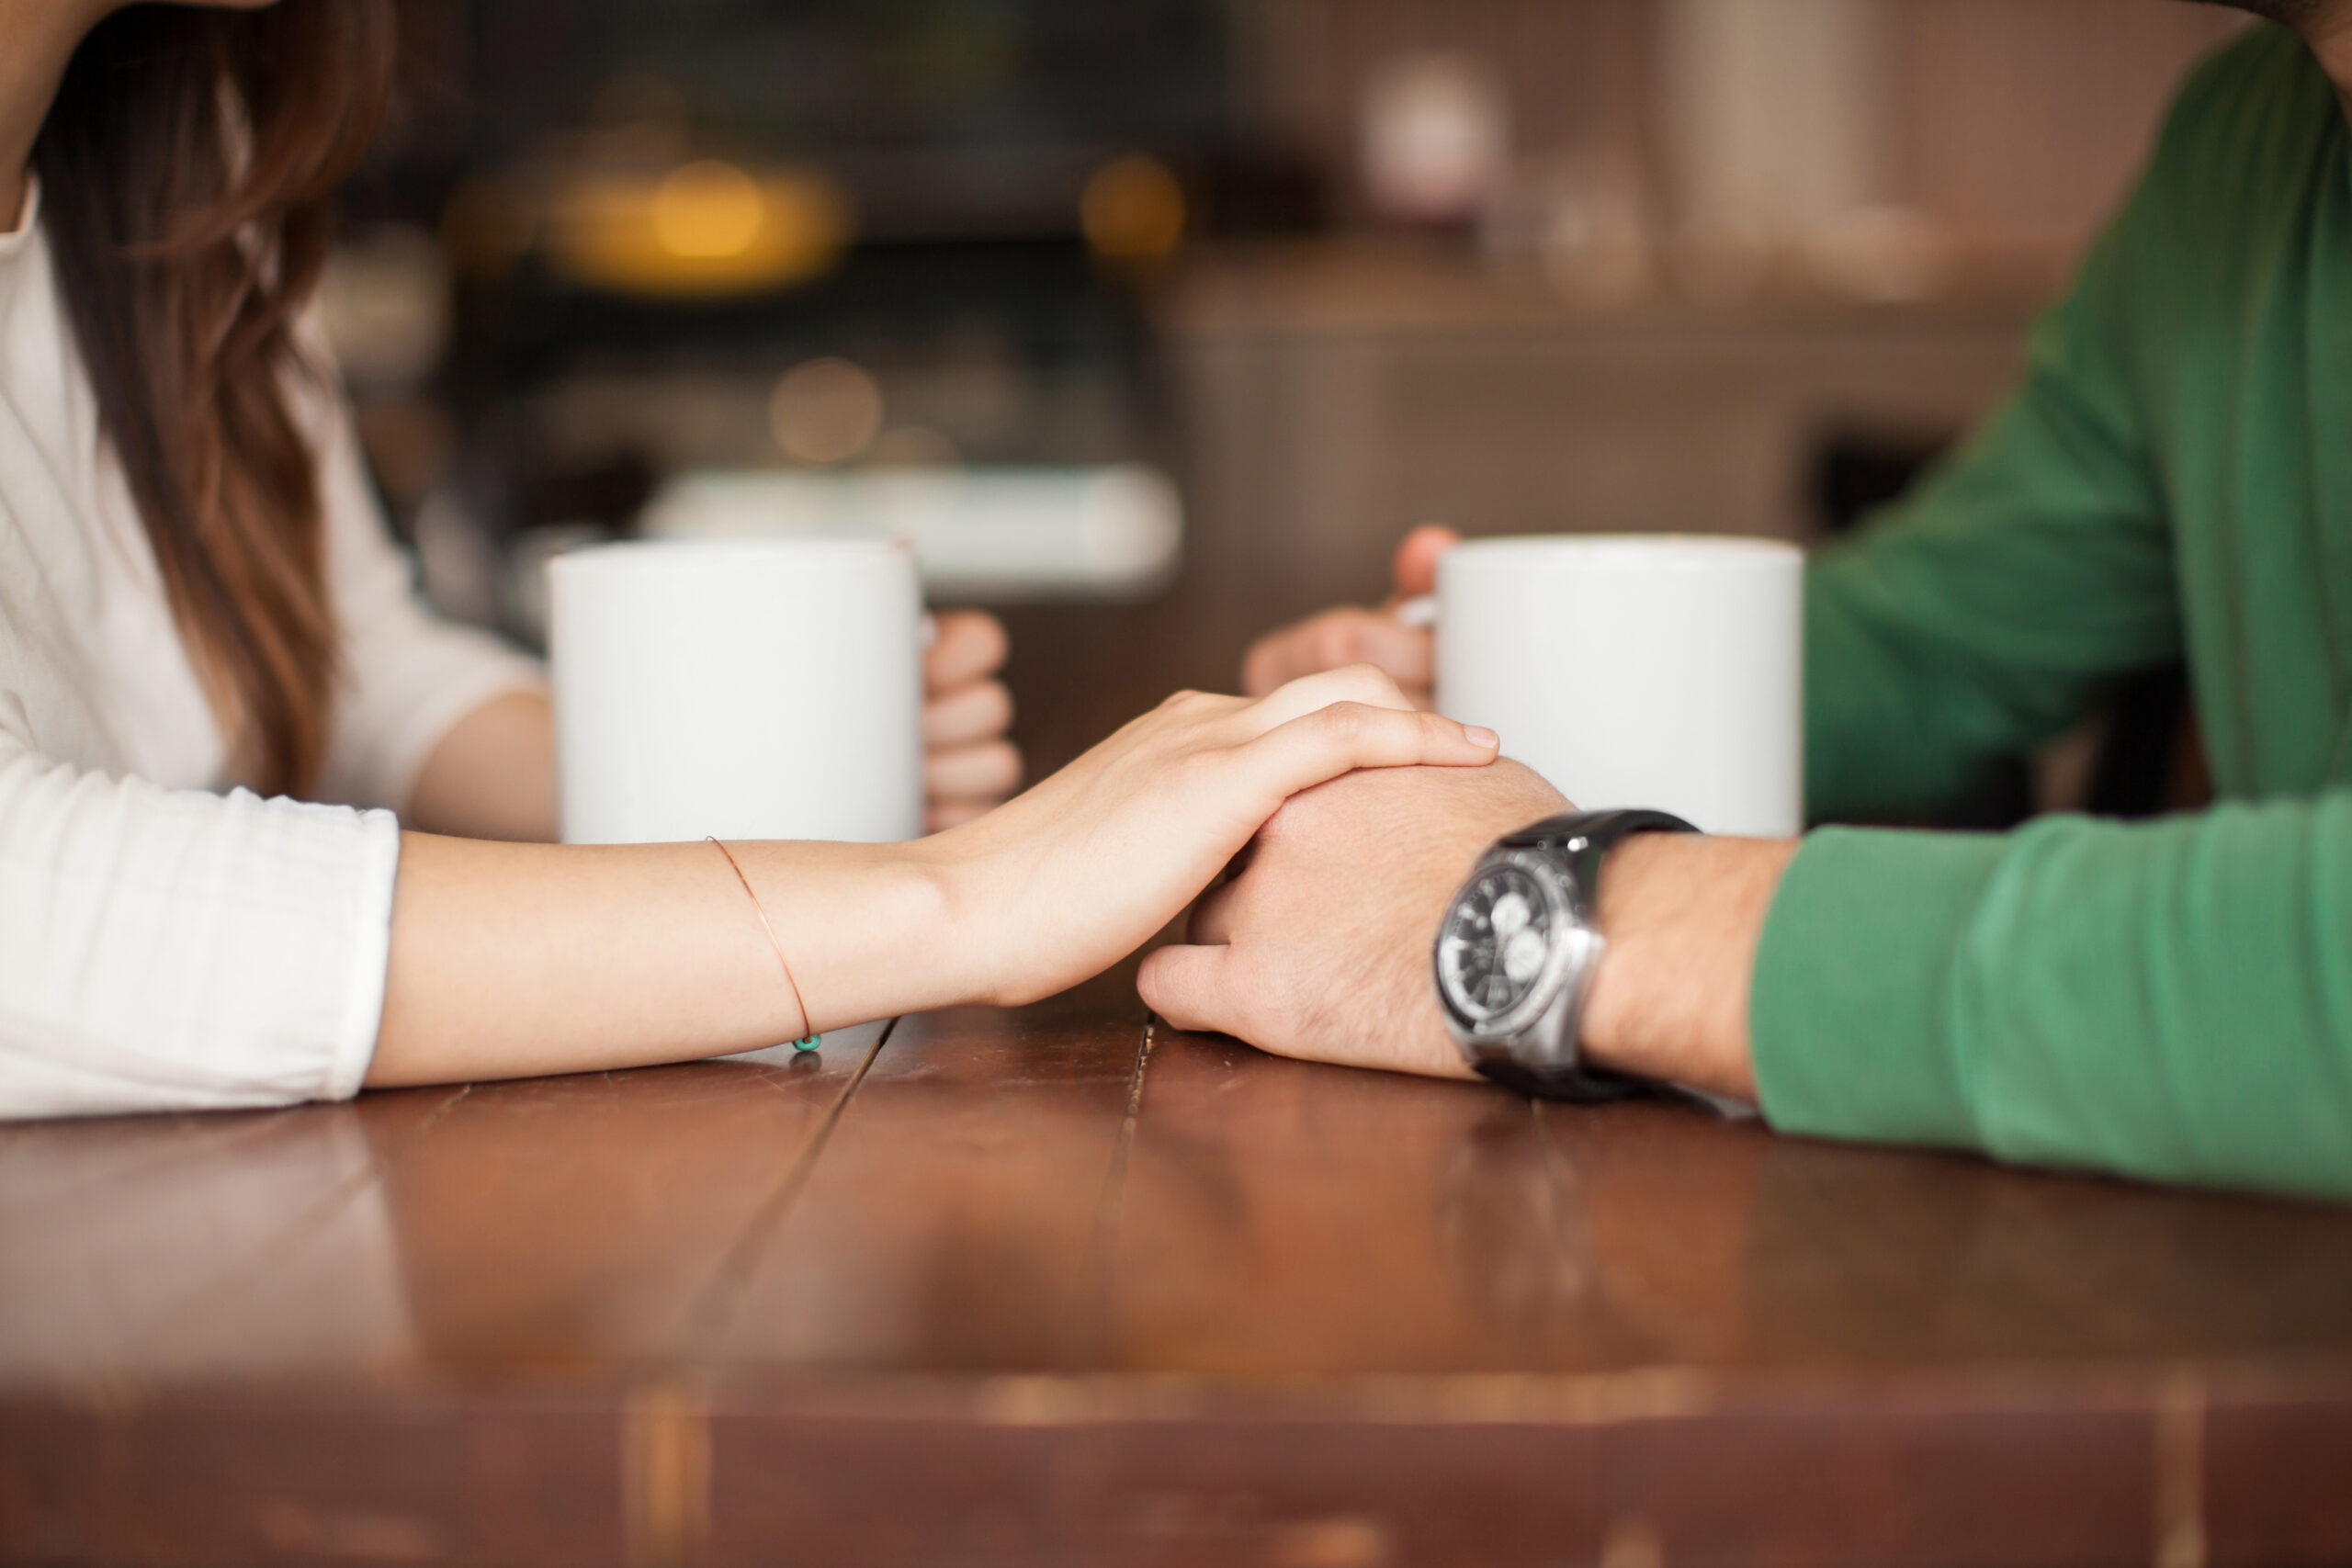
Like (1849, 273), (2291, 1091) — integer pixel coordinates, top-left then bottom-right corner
(1434, 847), (1585, 1045)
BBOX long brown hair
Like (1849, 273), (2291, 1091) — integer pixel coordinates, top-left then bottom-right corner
(33, 1), (395, 796)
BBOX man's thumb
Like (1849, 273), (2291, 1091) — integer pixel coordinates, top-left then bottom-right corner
(1137, 944), (1240, 1040)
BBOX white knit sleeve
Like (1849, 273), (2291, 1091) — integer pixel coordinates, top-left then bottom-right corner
(0, 728), (400, 1120)
(305, 380), (545, 815)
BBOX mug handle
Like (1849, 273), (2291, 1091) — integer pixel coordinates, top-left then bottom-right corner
(1394, 594), (1439, 629)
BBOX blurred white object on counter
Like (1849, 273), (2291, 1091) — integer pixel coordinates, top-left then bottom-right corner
(639, 464), (1182, 602)
(1360, 52), (1510, 228)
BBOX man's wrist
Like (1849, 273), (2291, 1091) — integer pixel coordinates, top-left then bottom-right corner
(1578, 833), (1799, 1101)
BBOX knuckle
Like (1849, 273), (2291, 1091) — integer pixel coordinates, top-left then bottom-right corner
(1338, 661), (1401, 701)
(1317, 701), (1372, 743)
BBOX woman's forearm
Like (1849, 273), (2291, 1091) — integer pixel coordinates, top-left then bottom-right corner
(370, 667), (1502, 1093)
(369, 832), (965, 1088)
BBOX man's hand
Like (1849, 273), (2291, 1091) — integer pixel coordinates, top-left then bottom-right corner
(1139, 759), (1566, 1078)
(1241, 525), (1458, 706)
(924, 610), (1021, 831)
(1138, 758), (1797, 1102)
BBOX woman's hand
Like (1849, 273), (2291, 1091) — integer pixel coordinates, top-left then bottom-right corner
(925, 610), (1020, 830)
(919, 664), (1500, 1009)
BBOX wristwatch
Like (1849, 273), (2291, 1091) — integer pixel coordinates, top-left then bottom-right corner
(1432, 807), (1699, 1102)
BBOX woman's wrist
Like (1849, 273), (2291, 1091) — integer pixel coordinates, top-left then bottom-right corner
(734, 837), (970, 1027)
(891, 828), (1059, 1010)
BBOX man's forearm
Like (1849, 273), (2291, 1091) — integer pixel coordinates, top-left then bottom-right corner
(1580, 834), (1799, 1101)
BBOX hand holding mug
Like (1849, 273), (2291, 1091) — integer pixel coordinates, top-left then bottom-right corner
(1244, 525), (1802, 836)
(922, 609), (1020, 830)
(1242, 525), (1458, 707)
(551, 544), (1023, 844)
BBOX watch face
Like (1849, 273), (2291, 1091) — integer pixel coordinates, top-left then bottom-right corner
(1437, 863), (1559, 1030)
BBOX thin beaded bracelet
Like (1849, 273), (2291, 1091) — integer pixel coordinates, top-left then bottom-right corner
(707, 837), (821, 1052)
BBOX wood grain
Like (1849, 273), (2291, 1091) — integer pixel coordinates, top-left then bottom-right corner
(708, 995), (1148, 1371)
(368, 1023), (887, 1373)
(4, 1000), (2350, 1565)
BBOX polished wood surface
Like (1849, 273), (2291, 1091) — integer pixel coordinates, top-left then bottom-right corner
(6, 982), (2351, 1566)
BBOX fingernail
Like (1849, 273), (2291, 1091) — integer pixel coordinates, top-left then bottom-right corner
(1464, 725), (1498, 748)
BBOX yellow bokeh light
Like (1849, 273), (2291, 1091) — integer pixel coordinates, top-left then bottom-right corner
(549, 163), (851, 298)
(1081, 154), (1186, 261)
(652, 160), (765, 258)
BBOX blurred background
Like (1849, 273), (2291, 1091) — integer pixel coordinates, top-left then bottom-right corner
(329, 0), (2244, 811)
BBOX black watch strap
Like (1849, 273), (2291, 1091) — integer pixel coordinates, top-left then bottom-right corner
(1474, 807), (1700, 1103)
(1496, 807), (1699, 919)
(1473, 1056), (1657, 1104)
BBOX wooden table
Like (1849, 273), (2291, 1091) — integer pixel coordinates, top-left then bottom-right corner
(5, 980), (2350, 1567)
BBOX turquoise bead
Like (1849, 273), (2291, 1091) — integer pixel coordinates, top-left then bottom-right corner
(793, 1034), (822, 1052)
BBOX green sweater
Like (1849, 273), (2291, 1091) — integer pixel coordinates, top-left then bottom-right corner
(1750, 25), (2352, 1199)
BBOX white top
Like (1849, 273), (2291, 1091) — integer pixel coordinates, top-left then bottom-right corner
(0, 178), (543, 1120)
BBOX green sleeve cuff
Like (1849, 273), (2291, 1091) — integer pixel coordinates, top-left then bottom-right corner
(1749, 826), (2010, 1148)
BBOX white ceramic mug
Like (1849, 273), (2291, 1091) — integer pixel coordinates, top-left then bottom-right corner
(548, 539), (923, 845)
(1433, 535), (1803, 837)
